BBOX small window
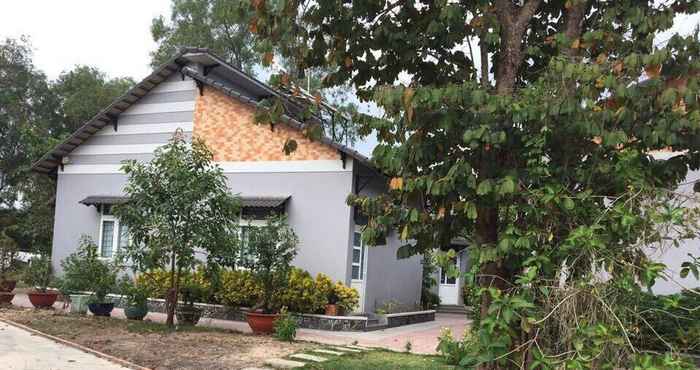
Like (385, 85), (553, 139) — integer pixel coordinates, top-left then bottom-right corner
(352, 231), (364, 280)
(98, 205), (128, 258)
(100, 220), (115, 258)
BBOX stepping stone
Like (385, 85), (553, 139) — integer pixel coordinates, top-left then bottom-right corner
(346, 344), (371, 350)
(312, 349), (344, 356)
(264, 358), (306, 369)
(290, 353), (327, 362)
(331, 346), (362, 353)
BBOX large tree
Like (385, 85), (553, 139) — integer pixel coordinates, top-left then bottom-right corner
(114, 133), (241, 327)
(53, 66), (134, 135)
(150, 0), (257, 71)
(252, 1), (700, 368)
(0, 37), (133, 255)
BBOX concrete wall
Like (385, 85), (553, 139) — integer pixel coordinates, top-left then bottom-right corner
(52, 173), (127, 270)
(355, 163), (423, 312)
(51, 165), (354, 283)
(648, 168), (700, 295)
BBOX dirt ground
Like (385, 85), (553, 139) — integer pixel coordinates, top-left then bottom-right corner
(0, 306), (316, 370)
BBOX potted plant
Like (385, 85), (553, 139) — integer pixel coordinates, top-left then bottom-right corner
(86, 261), (118, 317)
(242, 215), (298, 334)
(57, 237), (96, 314)
(176, 279), (204, 325)
(58, 236), (118, 316)
(325, 288), (340, 316)
(119, 276), (149, 320)
(0, 233), (18, 304)
(24, 255), (58, 308)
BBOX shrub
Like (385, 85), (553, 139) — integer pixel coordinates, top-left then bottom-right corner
(215, 269), (261, 308)
(23, 255), (54, 292)
(278, 268), (327, 313)
(241, 214), (298, 313)
(436, 327), (475, 366)
(274, 307), (297, 341)
(135, 269), (171, 299)
(626, 288), (700, 354)
(117, 276), (149, 307)
(334, 282), (359, 313)
(135, 266), (213, 302)
(58, 237), (118, 303)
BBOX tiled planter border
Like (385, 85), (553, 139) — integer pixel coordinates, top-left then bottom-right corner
(105, 294), (434, 331)
(385, 310), (436, 328)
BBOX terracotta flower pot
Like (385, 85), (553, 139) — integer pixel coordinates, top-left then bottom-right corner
(246, 311), (278, 334)
(27, 291), (58, 308)
(0, 280), (16, 293)
(325, 304), (339, 316)
(0, 292), (14, 305)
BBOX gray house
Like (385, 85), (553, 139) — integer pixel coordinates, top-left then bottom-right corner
(32, 48), (444, 313)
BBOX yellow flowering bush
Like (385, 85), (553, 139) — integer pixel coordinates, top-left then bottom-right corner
(135, 266), (212, 300)
(135, 266), (359, 314)
(215, 269), (261, 308)
(278, 268), (326, 313)
(334, 281), (359, 313)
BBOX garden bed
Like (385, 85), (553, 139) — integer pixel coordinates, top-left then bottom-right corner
(107, 294), (434, 331)
(0, 306), (316, 369)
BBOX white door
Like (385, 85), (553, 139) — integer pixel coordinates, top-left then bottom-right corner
(350, 228), (367, 313)
(438, 255), (460, 305)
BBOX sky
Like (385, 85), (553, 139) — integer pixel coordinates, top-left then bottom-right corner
(2, 2), (699, 156)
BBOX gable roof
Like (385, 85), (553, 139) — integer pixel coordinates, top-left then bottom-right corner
(32, 47), (372, 174)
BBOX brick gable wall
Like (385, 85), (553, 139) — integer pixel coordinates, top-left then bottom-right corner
(193, 85), (339, 162)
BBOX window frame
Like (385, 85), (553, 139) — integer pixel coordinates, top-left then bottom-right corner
(97, 205), (130, 259)
(351, 229), (365, 281)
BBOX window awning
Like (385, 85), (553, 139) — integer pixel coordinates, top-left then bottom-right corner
(79, 195), (290, 210)
(79, 196), (128, 207)
(240, 196), (290, 208)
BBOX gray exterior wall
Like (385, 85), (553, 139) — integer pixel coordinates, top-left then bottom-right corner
(224, 170), (354, 283)
(51, 167), (355, 284)
(354, 162), (423, 312)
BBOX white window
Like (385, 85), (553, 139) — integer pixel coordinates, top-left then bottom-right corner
(352, 231), (365, 280)
(98, 205), (130, 258)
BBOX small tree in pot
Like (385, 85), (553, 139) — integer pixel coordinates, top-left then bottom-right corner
(59, 237), (118, 316)
(118, 276), (149, 320)
(23, 255), (57, 308)
(176, 279), (207, 325)
(242, 214), (298, 334)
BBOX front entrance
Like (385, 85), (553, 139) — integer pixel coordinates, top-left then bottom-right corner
(438, 255), (460, 305)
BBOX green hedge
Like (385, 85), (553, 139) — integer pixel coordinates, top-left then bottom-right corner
(133, 266), (359, 314)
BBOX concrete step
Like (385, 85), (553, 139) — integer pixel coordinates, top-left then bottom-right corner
(365, 323), (388, 331)
(264, 358), (306, 369)
(290, 353), (327, 362)
(437, 305), (469, 315)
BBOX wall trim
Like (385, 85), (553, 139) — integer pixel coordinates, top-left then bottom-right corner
(60, 159), (353, 175)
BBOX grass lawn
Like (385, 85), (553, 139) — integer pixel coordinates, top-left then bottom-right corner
(298, 349), (456, 370)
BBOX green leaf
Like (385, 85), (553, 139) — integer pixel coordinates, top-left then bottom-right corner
(477, 180), (493, 195)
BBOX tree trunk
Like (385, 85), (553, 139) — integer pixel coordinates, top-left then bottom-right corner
(477, 2), (542, 369)
(166, 250), (177, 327)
